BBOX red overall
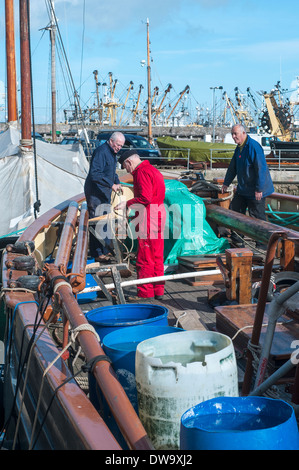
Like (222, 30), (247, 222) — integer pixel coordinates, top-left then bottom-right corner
(127, 160), (166, 298)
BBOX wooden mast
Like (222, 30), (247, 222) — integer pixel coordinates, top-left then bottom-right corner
(5, 0), (17, 123)
(50, 0), (57, 143)
(19, 0), (32, 146)
(146, 18), (152, 144)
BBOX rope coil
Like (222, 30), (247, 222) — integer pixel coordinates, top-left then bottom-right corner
(53, 280), (72, 294)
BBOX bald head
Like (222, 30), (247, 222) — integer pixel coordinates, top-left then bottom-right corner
(122, 153), (142, 173)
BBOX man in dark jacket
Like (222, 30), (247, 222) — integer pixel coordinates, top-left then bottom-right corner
(84, 131), (125, 261)
(115, 150), (166, 300)
(221, 123), (274, 248)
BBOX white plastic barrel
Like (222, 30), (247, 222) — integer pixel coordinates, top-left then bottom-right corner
(135, 330), (238, 450)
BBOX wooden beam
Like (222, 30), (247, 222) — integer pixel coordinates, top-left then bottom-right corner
(172, 309), (208, 331)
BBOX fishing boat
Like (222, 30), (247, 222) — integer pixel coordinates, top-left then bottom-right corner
(1, 173), (299, 450)
(270, 139), (299, 162)
(156, 136), (235, 167)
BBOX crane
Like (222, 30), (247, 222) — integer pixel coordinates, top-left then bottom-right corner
(103, 72), (121, 125)
(132, 84), (144, 123)
(234, 87), (256, 127)
(223, 91), (237, 125)
(92, 69), (103, 123)
(152, 83), (172, 124)
(118, 81), (134, 125)
(165, 85), (189, 124)
(260, 90), (292, 140)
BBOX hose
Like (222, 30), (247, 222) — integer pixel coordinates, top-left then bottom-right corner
(266, 204), (299, 228)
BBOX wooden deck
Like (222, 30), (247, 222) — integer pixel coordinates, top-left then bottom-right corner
(79, 262), (218, 331)
(79, 246), (299, 375)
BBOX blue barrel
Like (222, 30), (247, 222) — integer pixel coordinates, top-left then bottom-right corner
(85, 304), (168, 342)
(180, 396), (299, 450)
(102, 325), (183, 412)
(90, 325), (181, 450)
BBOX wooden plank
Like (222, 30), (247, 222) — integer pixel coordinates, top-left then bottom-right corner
(177, 255), (225, 268)
(215, 303), (299, 361)
(172, 309), (208, 331)
(178, 263), (224, 286)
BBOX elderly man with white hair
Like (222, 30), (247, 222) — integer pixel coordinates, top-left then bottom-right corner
(84, 131), (125, 261)
(222, 123), (274, 249)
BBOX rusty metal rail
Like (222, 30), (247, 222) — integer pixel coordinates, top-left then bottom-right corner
(40, 202), (154, 450)
(3, 196), (154, 450)
(205, 203), (299, 245)
(205, 203), (299, 395)
(44, 264), (154, 450)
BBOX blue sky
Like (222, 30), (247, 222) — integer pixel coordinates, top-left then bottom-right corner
(1, 0), (299, 124)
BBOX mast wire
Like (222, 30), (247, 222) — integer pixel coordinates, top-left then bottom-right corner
(27, 0), (41, 218)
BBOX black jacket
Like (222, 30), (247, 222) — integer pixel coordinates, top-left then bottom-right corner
(84, 141), (120, 205)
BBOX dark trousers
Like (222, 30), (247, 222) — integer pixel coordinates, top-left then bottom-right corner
(88, 203), (112, 258)
(231, 193), (267, 220)
(85, 187), (113, 258)
(230, 193), (266, 246)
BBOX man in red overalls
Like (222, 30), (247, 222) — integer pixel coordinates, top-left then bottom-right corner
(115, 150), (166, 300)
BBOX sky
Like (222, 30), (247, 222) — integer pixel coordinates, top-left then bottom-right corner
(1, 0), (299, 125)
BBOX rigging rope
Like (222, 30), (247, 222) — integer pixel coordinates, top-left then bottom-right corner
(46, 0), (89, 135)
(27, 0), (41, 218)
(29, 323), (103, 450)
(0, 300), (40, 450)
(79, 0), (86, 92)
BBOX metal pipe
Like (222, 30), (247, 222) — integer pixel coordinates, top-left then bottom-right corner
(46, 265), (154, 450)
(250, 358), (295, 397)
(70, 201), (89, 293)
(54, 201), (78, 269)
(206, 203), (299, 394)
(254, 280), (299, 389)
(242, 232), (285, 395)
(81, 268), (222, 294)
(292, 365), (299, 404)
(269, 193), (299, 204)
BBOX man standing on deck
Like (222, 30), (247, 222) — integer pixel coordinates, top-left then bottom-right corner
(115, 150), (166, 300)
(84, 131), (125, 262)
(221, 123), (274, 249)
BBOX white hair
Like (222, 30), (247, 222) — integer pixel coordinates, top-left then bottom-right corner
(232, 123), (247, 133)
(110, 131), (125, 142)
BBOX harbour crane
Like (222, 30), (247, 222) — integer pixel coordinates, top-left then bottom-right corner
(223, 91), (237, 125)
(92, 69), (103, 123)
(165, 85), (189, 125)
(152, 83), (172, 124)
(259, 90), (292, 141)
(132, 84), (144, 123)
(118, 81), (134, 125)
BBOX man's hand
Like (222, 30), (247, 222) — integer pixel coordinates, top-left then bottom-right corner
(221, 184), (229, 194)
(255, 191), (263, 201)
(112, 183), (123, 194)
